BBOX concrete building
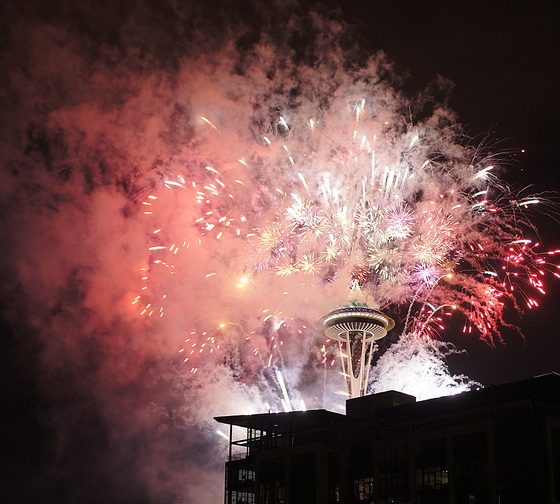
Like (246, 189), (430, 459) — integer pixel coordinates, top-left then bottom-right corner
(215, 373), (560, 504)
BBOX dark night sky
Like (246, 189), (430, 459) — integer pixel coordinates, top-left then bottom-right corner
(1, 1), (559, 502)
(341, 1), (560, 385)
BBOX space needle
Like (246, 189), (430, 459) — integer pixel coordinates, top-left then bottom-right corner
(322, 282), (395, 398)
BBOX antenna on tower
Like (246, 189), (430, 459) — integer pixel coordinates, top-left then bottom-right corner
(322, 283), (395, 398)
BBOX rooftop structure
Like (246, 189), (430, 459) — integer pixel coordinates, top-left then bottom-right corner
(216, 373), (560, 504)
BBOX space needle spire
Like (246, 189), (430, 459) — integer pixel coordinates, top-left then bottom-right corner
(322, 281), (395, 398)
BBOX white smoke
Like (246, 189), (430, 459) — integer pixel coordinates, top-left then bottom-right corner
(370, 337), (479, 401)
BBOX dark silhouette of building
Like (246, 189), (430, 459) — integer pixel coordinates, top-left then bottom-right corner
(215, 373), (560, 504)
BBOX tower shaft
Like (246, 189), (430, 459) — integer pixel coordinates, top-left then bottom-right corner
(337, 328), (376, 398)
(323, 306), (394, 399)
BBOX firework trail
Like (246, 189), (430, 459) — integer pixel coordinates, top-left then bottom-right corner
(134, 35), (559, 400)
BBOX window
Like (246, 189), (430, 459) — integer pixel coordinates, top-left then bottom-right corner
(231, 491), (255, 504)
(259, 457), (285, 504)
(354, 476), (374, 502)
(378, 445), (409, 504)
(259, 482), (284, 504)
(239, 469), (255, 482)
(415, 438), (448, 504)
(329, 452), (341, 504)
(452, 431), (488, 504)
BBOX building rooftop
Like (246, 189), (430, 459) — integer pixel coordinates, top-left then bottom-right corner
(215, 408), (345, 430)
(215, 372), (560, 429)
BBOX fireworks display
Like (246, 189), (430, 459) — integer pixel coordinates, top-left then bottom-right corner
(2, 2), (559, 503)
(131, 39), (559, 393)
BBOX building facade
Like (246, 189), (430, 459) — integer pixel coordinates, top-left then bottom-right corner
(216, 373), (560, 504)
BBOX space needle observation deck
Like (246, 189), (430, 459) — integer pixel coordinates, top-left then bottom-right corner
(323, 304), (394, 399)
